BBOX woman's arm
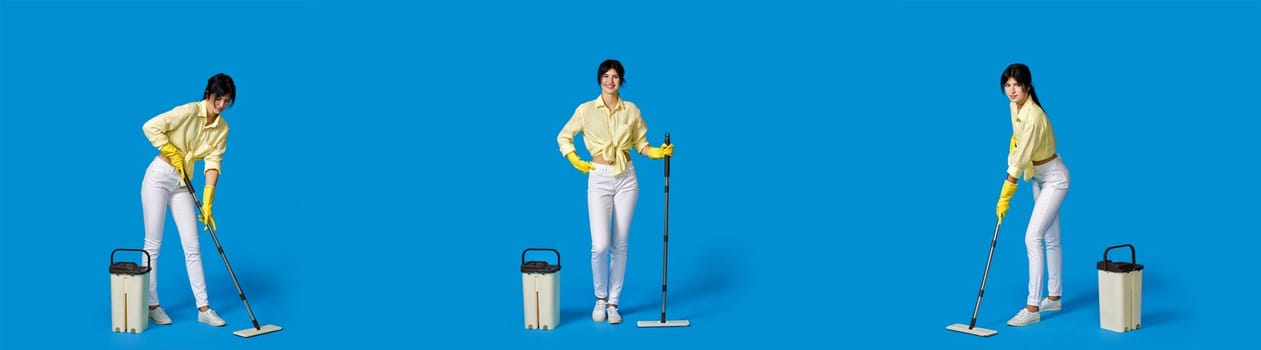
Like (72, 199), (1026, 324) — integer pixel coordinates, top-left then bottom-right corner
(142, 104), (193, 148)
(205, 169), (220, 187)
(631, 110), (651, 155)
(557, 107), (584, 157)
(1007, 117), (1040, 180)
(202, 128), (228, 183)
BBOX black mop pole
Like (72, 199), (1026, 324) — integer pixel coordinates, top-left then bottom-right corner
(638, 133), (689, 328)
(659, 133), (671, 323)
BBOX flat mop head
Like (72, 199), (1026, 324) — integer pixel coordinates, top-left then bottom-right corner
(637, 320), (690, 328)
(233, 324), (283, 338)
(946, 323), (996, 337)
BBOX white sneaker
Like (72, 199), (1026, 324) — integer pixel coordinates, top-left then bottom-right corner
(606, 305), (622, 324)
(149, 306), (172, 325)
(1006, 308), (1040, 327)
(592, 300), (608, 323)
(198, 309), (226, 327)
(1039, 298), (1062, 311)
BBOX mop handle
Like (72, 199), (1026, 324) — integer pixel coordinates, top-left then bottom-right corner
(182, 176), (264, 330)
(969, 220), (1001, 329)
(664, 133), (670, 177)
(660, 132), (671, 323)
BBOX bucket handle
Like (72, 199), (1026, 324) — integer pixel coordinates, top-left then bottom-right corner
(1102, 244), (1136, 264)
(522, 248), (560, 267)
(111, 248), (151, 268)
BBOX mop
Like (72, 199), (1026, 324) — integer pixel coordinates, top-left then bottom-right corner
(946, 219), (1003, 337)
(638, 133), (690, 328)
(183, 177), (283, 338)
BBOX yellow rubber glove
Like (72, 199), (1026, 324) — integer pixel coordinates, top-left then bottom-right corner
(158, 143), (187, 181)
(565, 152), (595, 174)
(996, 180), (1018, 224)
(1009, 135), (1017, 152)
(643, 143), (674, 159)
(199, 186), (217, 231)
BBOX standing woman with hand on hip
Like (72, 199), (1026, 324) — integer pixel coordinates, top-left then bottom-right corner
(995, 64), (1071, 327)
(139, 73), (234, 327)
(557, 59), (674, 325)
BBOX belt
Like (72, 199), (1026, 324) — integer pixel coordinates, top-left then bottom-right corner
(1033, 153), (1059, 166)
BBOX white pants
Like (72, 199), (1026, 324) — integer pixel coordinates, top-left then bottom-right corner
(1024, 155), (1070, 306)
(588, 163), (639, 306)
(140, 156), (210, 308)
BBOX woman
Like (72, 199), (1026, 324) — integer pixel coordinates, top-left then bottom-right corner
(557, 59), (673, 325)
(139, 73), (234, 327)
(996, 64), (1070, 327)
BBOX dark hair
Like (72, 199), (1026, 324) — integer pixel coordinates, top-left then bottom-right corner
(1000, 63), (1041, 108)
(596, 59), (625, 86)
(203, 73), (236, 108)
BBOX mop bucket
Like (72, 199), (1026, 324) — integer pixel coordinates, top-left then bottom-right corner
(521, 248), (561, 330)
(110, 248), (151, 334)
(1097, 244), (1143, 333)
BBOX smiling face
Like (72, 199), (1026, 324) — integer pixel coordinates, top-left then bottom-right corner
(207, 94), (230, 117)
(600, 68), (622, 95)
(1003, 77), (1028, 105)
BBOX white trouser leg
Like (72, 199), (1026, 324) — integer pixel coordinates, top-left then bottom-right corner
(1025, 156), (1069, 306)
(1043, 195), (1064, 300)
(141, 159), (169, 307)
(588, 163), (639, 306)
(607, 167), (638, 306)
(140, 157), (211, 308)
(171, 187), (209, 308)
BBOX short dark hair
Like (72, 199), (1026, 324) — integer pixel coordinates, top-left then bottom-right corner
(203, 73), (236, 108)
(596, 59), (625, 86)
(1000, 63), (1041, 108)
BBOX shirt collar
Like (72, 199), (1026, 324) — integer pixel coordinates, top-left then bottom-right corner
(1014, 99), (1043, 120)
(593, 95), (624, 112)
(1011, 99), (1034, 121)
(198, 100), (223, 128)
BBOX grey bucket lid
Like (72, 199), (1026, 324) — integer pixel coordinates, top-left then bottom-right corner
(110, 262), (151, 275)
(521, 261), (560, 273)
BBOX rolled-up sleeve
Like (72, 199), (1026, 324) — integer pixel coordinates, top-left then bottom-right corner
(557, 107), (583, 156)
(1007, 116), (1040, 179)
(631, 108), (649, 153)
(203, 127), (228, 173)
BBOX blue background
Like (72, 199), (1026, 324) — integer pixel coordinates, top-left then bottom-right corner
(1, 0), (1257, 348)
